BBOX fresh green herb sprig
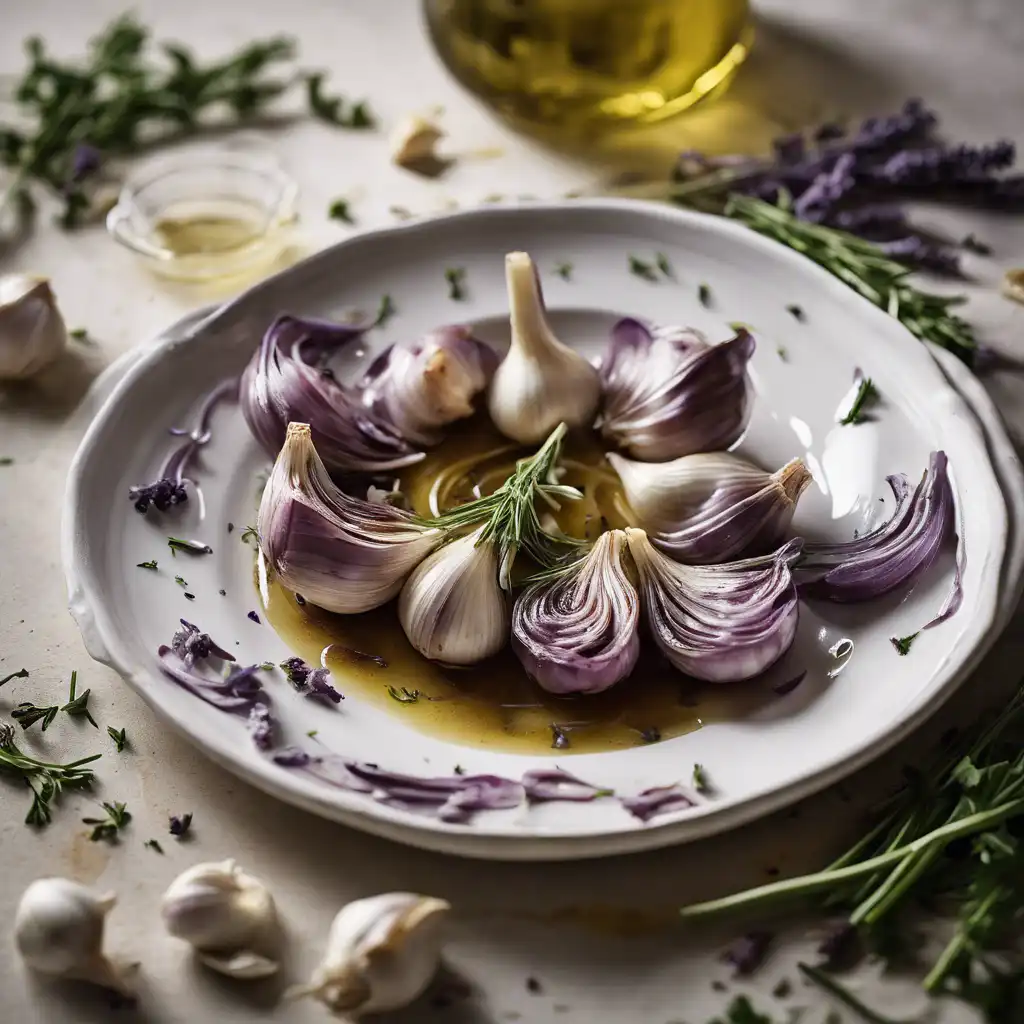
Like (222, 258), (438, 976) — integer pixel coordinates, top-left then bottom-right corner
(327, 197), (354, 223)
(427, 424), (584, 586)
(0, 668), (29, 686)
(890, 633), (919, 656)
(107, 726), (127, 752)
(445, 266), (466, 300)
(82, 800), (131, 842)
(724, 195), (977, 363)
(12, 701), (59, 732)
(61, 671), (97, 728)
(0, 724), (101, 826)
(840, 376), (879, 426)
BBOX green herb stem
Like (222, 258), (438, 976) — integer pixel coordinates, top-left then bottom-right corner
(797, 963), (913, 1024)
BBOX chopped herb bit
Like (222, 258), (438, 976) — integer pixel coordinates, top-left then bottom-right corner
(890, 632), (919, 656)
(840, 375), (879, 426)
(0, 668), (29, 686)
(144, 838), (164, 854)
(453, 764), (466, 775)
(174, 575), (188, 587)
(713, 995), (774, 1024)
(82, 800), (131, 842)
(389, 204), (413, 220)
(61, 671), (97, 728)
(776, 345), (789, 361)
(183, 592), (195, 600)
(772, 979), (792, 1000)
(227, 522), (235, 534)
(0, 457), (14, 466)
(107, 726), (127, 752)
(69, 327), (89, 340)
(259, 661), (275, 671)
(628, 254), (658, 281)
(698, 282), (712, 307)
(445, 266), (466, 300)
(387, 686), (420, 704)
(327, 198), (354, 223)
(639, 727), (661, 744)
(137, 559), (158, 570)
(785, 304), (805, 321)
(247, 610), (261, 624)
(692, 763), (712, 794)
(169, 812), (192, 837)
(218, 589), (227, 596)
(168, 536), (213, 556)
(554, 261), (573, 280)
(656, 251), (673, 278)
(526, 977), (543, 994)
(240, 526), (258, 545)
(306, 729), (318, 738)
(961, 233), (992, 256)
(550, 724), (570, 750)
(372, 293), (396, 330)
(12, 702), (59, 732)
(306, 73), (374, 128)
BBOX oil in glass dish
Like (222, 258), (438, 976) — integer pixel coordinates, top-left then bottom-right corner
(263, 418), (776, 756)
(424, 0), (752, 134)
(153, 204), (266, 259)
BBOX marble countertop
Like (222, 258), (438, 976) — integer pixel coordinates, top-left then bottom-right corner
(1, 1), (1023, 1021)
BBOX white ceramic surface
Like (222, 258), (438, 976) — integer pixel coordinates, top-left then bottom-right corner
(63, 200), (1021, 859)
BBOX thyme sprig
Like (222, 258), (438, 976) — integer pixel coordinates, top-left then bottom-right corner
(427, 424), (583, 586)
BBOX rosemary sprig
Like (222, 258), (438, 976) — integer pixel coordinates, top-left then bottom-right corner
(11, 701), (59, 732)
(61, 670), (98, 728)
(723, 195), (977, 363)
(0, 723), (101, 826)
(82, 800), (131, 842)
(427, 424), (583, 587)
(840, 376), (879, 426)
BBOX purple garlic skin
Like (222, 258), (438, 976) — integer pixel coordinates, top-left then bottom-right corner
(512, 530), (639, 695)
(241, 314), (423, 473)
(598, 319), (755, 462)
(795, 450), (954, 602)
(360, 325), (498, 445)
(626, 530), (802, 684)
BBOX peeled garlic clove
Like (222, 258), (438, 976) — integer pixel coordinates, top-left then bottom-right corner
(512, 530), (640, 694)
(626, 529), (802, 683)
(398, 527), (510, 665)
(288, 893), (450, 1016)
(161, 859), (278, 978)
(488, 251), (601, 443)
(259, 422), (442, 613)
(598, 318), (754, 461)
(14, 877), (132, 993)
(795, 450), (954, 602)
(241, 314), (424, 473)
(0, 274), (68, 381)
(610, 451), (811, 564)
(361, 325), (498, 445)
(390, 115), (446, 171)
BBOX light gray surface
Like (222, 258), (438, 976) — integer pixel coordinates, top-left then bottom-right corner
(1, 1), (1023, 1022)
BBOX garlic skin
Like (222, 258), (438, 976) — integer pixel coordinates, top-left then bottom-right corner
(488, 251), (601, 443)
(399, 527), (510, 665)
(14, 877), (131, 993)
(288, 893), (450, 1017)
(161, 860), (278, 979)
(609, 451), (812, 564)
(259, 422), (442, 613)
(361, 325), (498, 445)
(0, 274), (68, 380)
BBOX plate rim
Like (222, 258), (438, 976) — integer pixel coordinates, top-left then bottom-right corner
(62, 199), (1023, 860)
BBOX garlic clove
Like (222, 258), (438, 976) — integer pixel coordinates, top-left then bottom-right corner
(398, 527), (510, 665)
(259, 422), (442, 613)
(288, 893), (450, 1016)
(610, 451), (811, 564)
(14, 877), (133, 994)
(198, 949), (279, 979)
(0, 274), (68, 381)
(390, 115), (447, 174)
(488, 251), (601, 443)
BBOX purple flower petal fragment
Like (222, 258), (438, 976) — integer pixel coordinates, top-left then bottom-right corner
(522, 769), (613, 802)
(795, 451), (955, 602)
(241, 314), (424, 473)
(627, 531), (802, 683)
(171, 619), (235, 668)
(247, 704), (274, 749)
(724, 931), (773, 975)
(598, 320), (755, 462)
(512, 530), (639, 695)
(307, 667), (344, 704)
(621, 784), (697, 823)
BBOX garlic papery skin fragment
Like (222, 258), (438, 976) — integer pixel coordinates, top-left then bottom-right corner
(399, 527), (510, 665)
(609, 451), (812, 564)
(512, 530), (640, 695)
(0, 274), (68, 380)
(160, 860), (278, 980)
(598, 318), (755, 461)
(361, 325), (498, 445)
(288, 893), (450, 1017)
(488, 251), (601, 443)
(258, 422), (442, 614)
(626, 529), (802, 683)
(14, 877), (132, 993)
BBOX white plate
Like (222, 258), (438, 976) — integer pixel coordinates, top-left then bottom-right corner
(63, 200), (1022, 860)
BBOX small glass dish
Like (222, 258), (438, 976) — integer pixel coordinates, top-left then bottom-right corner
(106, 142), (298, 283)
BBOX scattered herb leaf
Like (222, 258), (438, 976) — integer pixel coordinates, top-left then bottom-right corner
(0, 457), (13, 466)
(167, 536), (212, 555)
(785, 304), (805, 321)
(554, 262), (573, 280)
(107, 726), (127, 752)
(12, 702), (59, 732)
(961, 233), (992, 256)
(0, 668), (29, 687)
(144, 838), (164, 854)
(82, 800), (131, 843)
(890, 632), (919, 656)
(693, 763), (712, 794)
(628, 254), (658, 281)
(69, 327), (91, 342)
(373, 293), (396, 328)
(259, 661), (275, 671)
(306, 729), (318, 738)
(306, 72), (374, 128)
(551, 724), (570, 750)
(454, 764), (466, 775)
(387, 686), (420, 704)
(698, 283), (712, 307)
(61, 671), (97, 728)
(840, 376), (879, 426)
(174, 575), (188, 588)
(656, 251), (673, 278)
(445, 266), (466, 300)
(526, 977), (543, 994)
(240, 525), (258, 545)
(327, 198), (354, 224)
(136, 559), (158, 570)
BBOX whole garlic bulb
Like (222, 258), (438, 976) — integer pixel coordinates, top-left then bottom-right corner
(0, 274), (68, 380)
(398, 527), (510, 665)
(488, 251), (601, 443)
(161, 860), (279, 979)
(14, 877), (132, 993)
(288, 892), (450, 1017)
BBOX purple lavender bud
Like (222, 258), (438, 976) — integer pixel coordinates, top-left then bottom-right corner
(794, 152), (859, 220)
(828, 204), (910, 240)
(307, 667), (344, 704)
(247, 703), (274, 749)
(876, 237), (962, 276)
(772, 133), (806, 165)
(280, 656), (311, 687)
(272, 747), (315, 768)
(129, 477), (189, 514)
(814, 121), (846, 143)
(724, 931), (773, 975)
(70, 143), (101, 183)
(850, 98), (938, 154)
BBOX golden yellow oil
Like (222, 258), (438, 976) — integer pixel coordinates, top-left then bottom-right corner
(263, 418), (775, 755)
(154, 213), (263, 257)
(424, 0), (752, 131)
